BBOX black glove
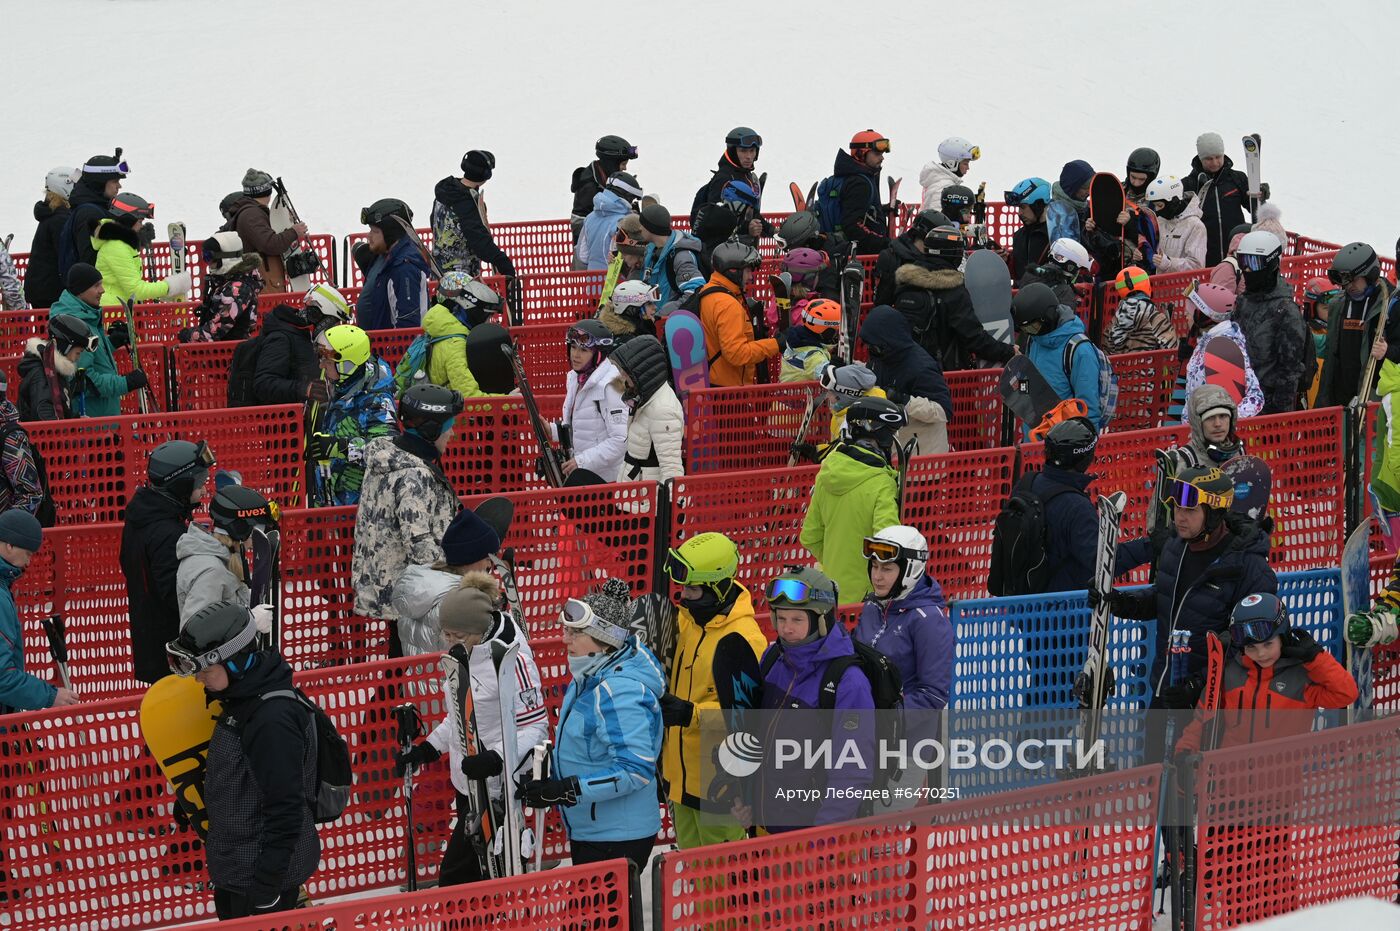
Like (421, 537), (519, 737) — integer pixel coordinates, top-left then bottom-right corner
(394, 740), (441, 777)
(1072, 665), (1116, 705)
(772, 328), (790, 351)
(885, 387), (910, 406)
(505, 276), (524, 318)
(707, 771), (744, 808)
(659, 693), (695, 728)
(1278, 628), (1322, 663)
(789, 442), (820, 464)
(1087, 585), (1128, 615)
(107, 321), (131, 350)
(519, 775), (580, 808)
(305, 432), (342, 463)
(305, 379), (330, 403)
(460, 749), (503, 780)
(124, 369), (148, 392)
(1157, 676), (1204, 710)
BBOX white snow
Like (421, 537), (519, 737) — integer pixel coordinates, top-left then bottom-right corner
(3, 0), (1399, 256)
(1234, 896), (1400, 928)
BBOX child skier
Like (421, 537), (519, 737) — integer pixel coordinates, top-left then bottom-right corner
(1104, 266), (1178, 354)
(179, 233), (264, 343)
(305, 324), (399, 506)
(600, 279), (664, 342)
(421, 272), (506, 398)
(1183, 283), (1264, 418)
(607, 335), (684, 483)
(779, 298), (843, 383)
(175, 483), (279, 622)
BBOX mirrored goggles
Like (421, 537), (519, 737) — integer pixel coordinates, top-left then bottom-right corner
(1230, 619), (1281, 648)
(1163, 478), (1230, 510)
(1237, 251), (1275, 272)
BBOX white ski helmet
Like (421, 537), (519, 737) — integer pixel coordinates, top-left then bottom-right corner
(45, 166), (78, 201)
(937, 137), (980, 170)
(1049, 238), (1092, 271)
(863, 525), (930, 600)
(202, 231), (257, 276)
(1237, 230), (1283, 268)
(304, 282), (352, 325)
(610, 279), (660, 314)
(1145, 176), (1184, 204)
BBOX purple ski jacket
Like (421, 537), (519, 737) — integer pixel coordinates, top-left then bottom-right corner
(855, 574), (954, 711)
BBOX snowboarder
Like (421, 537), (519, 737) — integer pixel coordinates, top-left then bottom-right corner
(558, 320), (628, 481)
(1317, 242), (1396, 408)
(638, 204), (705, 308)
(1003, 177), (1052, 283)
(692, 181), (762, 261)
(1011, 283), (1106, 428)
(1232, 231), (1310, 414)
(690, 127), (771, 244)
(356, 198), (430, 330)
(1104, 266), (1178, 354)
(93, 193), (192, 307)
(1144, 176), (1207, 272)
(18, 313), (93, 421)
(175, 484), (278, 622)
(1182, 132), (1259, 267)
(1183, 285), (1264, 417)
(858, 306), (952, 454)
(24, 166), (78, 309)
(305, 324), (399, 506)
(0, 511), (75, 713)
(421, 272), (506, 397)
(816, 130), (892, 255)
(571, 135), (637, 242)
(179, 232), (264, 343)
(697, 239), (783, 387)
(919, 136), (980, 212)
(575, 171), (644, 271)
(1123, 147), (1160, 205)
(609, 335), (685, 483)
(220, 169), (309, 293)
(58, 148), (125, 278)
(1046, 159), (1094, 246)
(431, 150), (518, 298)
(392, 504), (510, 656)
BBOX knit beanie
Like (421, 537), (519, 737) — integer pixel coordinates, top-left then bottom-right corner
(66, 262), (103, 295)
(1058, 160), (1095, 197)
(1196, 132), (1225, 159)
(0, 510), (43, 552)
(577, 578), (634, 649)
(442, 506), (500, 567)
(639, 204), (672, 236)
(461, 150), (495, 182)
(242, 168), (274, 198)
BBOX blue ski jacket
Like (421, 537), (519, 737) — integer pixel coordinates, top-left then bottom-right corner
(1026, 310), (1102, 425)
(356, 236), (430, 331)
(0, 557), (56, 714)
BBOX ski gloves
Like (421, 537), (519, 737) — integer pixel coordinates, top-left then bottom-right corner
(124, 369), (149, 392)
(394, 740), (441, 777)
(305, 379), (330, 403)
(305, 432), (343, 464)
(1278, 629), (1322, 663)
(519, 775), (580, 808)
(460, 749), (502, 780)
(107, 321), (130, 350)
(659, 693), (695, 728)
(1156, 677), (1204, 710)
(1072, 666), (1115, 706)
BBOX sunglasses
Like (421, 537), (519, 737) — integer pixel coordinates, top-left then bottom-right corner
(1162, 478), (1230, 510)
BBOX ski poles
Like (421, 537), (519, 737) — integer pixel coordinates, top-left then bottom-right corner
(392, 703), (425, 892)
(41, 614), (71, 690)
(526, 740), (550, 872)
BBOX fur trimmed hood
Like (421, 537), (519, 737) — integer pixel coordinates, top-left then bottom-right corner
(895, 263), (963, 291)
(22, 338), (77, 377)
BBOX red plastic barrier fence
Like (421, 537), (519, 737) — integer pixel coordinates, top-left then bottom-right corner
(440, 394), (564, 493)
(0, 341), (169, 417)
(946, 367), (1004, 451)
(481, 270), (603, 324)
(681, 381), (829, 474)
(1112, 348), (1177, 432)
(902, 448), (1017, 599)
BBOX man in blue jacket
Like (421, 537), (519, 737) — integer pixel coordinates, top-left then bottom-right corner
(858, 305), (953, 454)
(0, 510), (78, 714)
(355, 198), (429, 330)
(1012, 283), (1105, 428)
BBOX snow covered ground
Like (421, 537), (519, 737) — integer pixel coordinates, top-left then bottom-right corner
(4, 0), (1399, 255)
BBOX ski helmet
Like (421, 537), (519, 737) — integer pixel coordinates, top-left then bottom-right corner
(1145, 175), (1188, 219)
(316, 324), (372, 382)
(1012, 282), (1062, 333)
(800, 298), (842, 338)
(1164, 466), (1235, 531)
(1125, 147), (1161, 184)
(594, 135), (636, 162)
(909, 209), (952, 239)
(109, 192), (154, 222)
(937, 136), (979, 169)
(940, 184), (975, 223)
(201, 231), (256, 277)
(219, 191), (243, 221)
(710, 239), (761, 285)
(1048, 238), (1092, 272)
(604, 171), (643, 204)
(438, 273), (502, 324)
(777, 211), (820, 250)
(304, 283), (352, 329)
(664, 532), (739, 600)
(610, 279), (660, 318)
(48, 314), (96, 357)
(1328, 242), (1381, 285)
(720, 180), (760, 220)
(850, 129), (891, 158)
(923, 225), (964, 262)
(1114, 265), (1151, 298)
(1187, 282), (1237, 322)
(360, 198), (413, 228)
(1302, 276), (1340, 306)
(147, 439), (214, 503)
(765, 565), (839, 641)
(1228, 592), (1290, 648)
(210, 484), (277, 542)
(725, 127), (763, 151)
(45, 166), (78, 201)
(1044, 416), (1099, 471)
(1236, 231), (1283, 272)
(566, 320), (618, 373)
(399, 383), (465, 443)
(782, 247), (828, 289)
(863, 524), (929, 601)
(1004, 177), (1052, 207)
(844, 396), (907, 451)
(166, 600), (259, 678)
(1223, 454), (1272, 522)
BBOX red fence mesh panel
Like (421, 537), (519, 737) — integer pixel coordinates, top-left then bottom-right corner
(491, 271), (604, 324)
(1111, 348), (1177, 432)
(1192, 714), (1400, 929)
(165, 339), (237, 410)
(0, 341), (168, 418)
(946, 367), (1004, 452)
(1146, 268), (1214, 340)
(511, 322), (573, 396)
(903, 448), (1016, 600)
(681, 382), (828, 474)
(440, 394), (563, 494)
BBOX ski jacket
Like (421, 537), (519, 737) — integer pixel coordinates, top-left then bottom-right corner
(570, 160), (608, 238)
(664, 585), (767, 808)
(826, 149), (887, 255)
(356, 235), (429, 331)
(221, 197), (299, 289)
(555, 635), (665, 842)
(0, 557), (55, 714)
(1026, 310), (1103, 425)
(693, 154), (773, 241)
(562, 357), (628, 480)
(182, 270), (263, 343)
(1177, 647), (1357, 752)
(618, 378), (684, 483)
(1045, 182), (1086, 246)
(1184, 323), (1264, 418)
(893, 260), (1014, 369)
(120, 485), (193, 684)
(93, 219), (171, 307)
(204, 653), (319, 899)
(18, 338), (79, 421)
(859, 304), (955, 449)
(0, 402), (46, 518)
(1104, 294), (1179, 355)
(431, 176), (515, 278)
(1318, 279), (1396, 407)
(1233, 278), (1309, 414)
(873, 232), (923, 307)
(1009, 221), (1051, 284)
(1371, 361), (1400, 513)
(54, 288), (126, 417)
(391, 565), (460, 657)
(1030, 466), (1099, 594)
(58, 180), (110, 277)
(855, 573), (954, 710)
(25, 199), (69, 309)
(918, 160), (963, 212)
(778, 327), (833, 383)
(1153, 203), (1208, 273)
(800, 440), (900, 602)
(175, 522), (248, 623)
(251, 304), (320, 406)
(352, 433), (460, 620)
(319, 358), (399, 506)
(641, 233), (704, 308)
(422, 303), (490, 398)
(427, 605), (549, 799)
(754, 624), (875, 831)
(576, 190), (632, 272)
(697, 272), (779, 387)
(691, 203), (741, 262)
(1182, 155), (1252, 267)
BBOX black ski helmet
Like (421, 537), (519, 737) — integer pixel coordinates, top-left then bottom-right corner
(210, 484), (277, 542)
(148, 440), (214, 503)
(168, 600), (259, 678)
(844, 396), (907, 452)
(1229, 592), (1290, 648)
(1167, 466), (1235, 533)
(940, 184), (975, 222)
(594, 134), (636, 162)
(725, 126), (762, 151)
(924, 225), (964, 262)
(48, 314), (94, 356)
(777, 211), (820, 250)
(399, 383), (465, 443)
(1126, 147), (1161, 183)
(1329, 242), (1381, 285)
(908, 209), (951, 240)
(361, 198), (413, 243)
(1012, 283), (1062, 333)
(109, 192), (154, 223)
(710, 238), (761, 286)
(1044, 417), (1099, 471)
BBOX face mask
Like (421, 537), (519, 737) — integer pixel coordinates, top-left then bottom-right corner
(1243, 268), (1277, 293)
(568, 652), (609, 679)
(680, 584), (728, 624)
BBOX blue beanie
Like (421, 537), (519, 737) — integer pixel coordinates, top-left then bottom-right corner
(0, 510), (43, 552)
(442, 507), (500, 567)
(1059, 160), (1095, 196)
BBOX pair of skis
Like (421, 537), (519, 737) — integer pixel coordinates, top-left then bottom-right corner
(501, 342), (570, 487)
(1076, 491), (1128, 750)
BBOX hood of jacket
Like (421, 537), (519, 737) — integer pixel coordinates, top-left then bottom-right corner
(775, 620), (857, 669)
(175, 522), (232, 562)
(574, 634), (666, 697)
(570, 162), (604, 195)
(93, 217), (141, 251)
(1032, 306), (1087, 349)
(887, 232), (925, 266)
(874, 571), (948, 612)
(918, 160), (960, 193)
(381, 234), (429, 274)
(263, 302), (315, 338)
(391, 564), (462, 624)
(68, 180), (110, 211)
(224, 196), (270, 228)
(434, 175), (476, 209)
(1186, 383), (1239, 448)
(34, 201), (68, 223)
(832, 148), (878, 180)
(895, 263), (963, 292)
(818, 442), (896, 496)
(423, 301), (471, 339)
(1051, 181), (1087, 210)
(363, 432), (437, 479)
(859, 304), (918, 357)
(589, 189), (631, 218)
(609, 334), (670, 403)
(124, 483), (193, 528)
(21, 338), (78, 379)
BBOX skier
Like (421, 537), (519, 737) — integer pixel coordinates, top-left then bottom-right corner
(1301, 276), (1337, 405)
(690, 127), (771, 243)
(775, 212), (841, 300)
(571, 135), (637, 242)
(243, 297), (335, 408)
(1003, 177), (1052, 283)
(1182, 285), (1264, 418)
(1147, 387), (1251, 555)
(179, 232), (263, 343)
(176, 484), (278, 622)
(692, 181), (760, 261)
(1317, 242), (1396, 408)
(597, 213), (647, 316)
(779, 298), (843, 383)
(165, 601), (318, 918)
(575, 171), (644, 271)
(1181, 132), (1259, 267)
(24, 166), (78, 309)
(58, 149), (125, 278)
(558, 320), (628, 482)
(0, 379), (50, 522)
(1022, 238), (1091, 309)
(873, 208), (946, 306)
(305, 324), (399, 506)
(18, 314), (94, 421)
(919, 136), (980, 212)
(356, 198), (430, 330)
(1010, 283), (1106, 428)
(608, 335), (685, 483)
(394, 578), (549, 885)
(1103, 266), (1177, 354)
(120, 439), (215, 684)
(352, 384), (463, 656)
(816, 130), (891, 256)
(49, 264), (147, 417)
(697, 240), (783, 387)
(638, 204), (705, 308)
(1232, 231), (1310, 414)
(1046, 159), (1094, 246)
(93, 193), (193, 306)
(800, 396), (904, 601)
(221, 169), (308, 293)
(431, 150), (519, 312)
(0, 510), (75, 712)
(422, 272), (505, 398)
(1144, 176), (1207, 272)
(857, 306), (952, 455)
(1123, 147), (1160, 205)
(599, 279), (662, 342)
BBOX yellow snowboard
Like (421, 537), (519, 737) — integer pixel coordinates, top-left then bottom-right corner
(139, 674), (222, 839)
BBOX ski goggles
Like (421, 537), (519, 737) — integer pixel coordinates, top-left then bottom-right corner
(1230, 618), (1283, 648)
(560, 598), (629, 646)
(73, 332), (101, 354)
(858, 138), (892, 154)
(1326, 268), (1364, 286)
(165, 614), (258, 676)
(862, 537), (928, 564)
(1236, 251), (1277, 272)
(729, 132), (763, 149)
(1162, 477), (1231, 510)
(565, 326), (616, 350)
(85, 159), (130, 175)
(662, 548), (732, 586)
(159, 440), (216, 487)
(765, 574), (836, 608)
(111, 199), (155, 221)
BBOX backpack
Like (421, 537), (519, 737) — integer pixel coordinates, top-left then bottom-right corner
(815, 174), (875, 236)
(988, 471), (1079, 596)
(226, 331), (271, 408)
(0, 423), (56, 527)
(674, 284), (729, 318)
(1062, 333), (1118, 428)
(259, 688), (352, 823)
(393, 333), (466, 398)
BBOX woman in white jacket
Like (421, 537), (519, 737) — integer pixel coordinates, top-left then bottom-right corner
(608, 335), (685, 483)
(560, 320), (629, 482)
(918, 137), (979, 211)
(1146, 176), (1208, 272)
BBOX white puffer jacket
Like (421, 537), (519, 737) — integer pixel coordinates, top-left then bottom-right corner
(1155, 197), (1208, 273)
(562, 358), (628, 480)
(918, 161), (963, 211)
(618, 380), (685, 483)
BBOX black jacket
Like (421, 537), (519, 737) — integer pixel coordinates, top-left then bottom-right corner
(120, 485), (193, 684)
(1009, 221), (1050, 284)
(570, 161), (607, 240)
(432, 176), (515, 277)
(1030, 467), (1098, 594)
(873, 232), (922, 306)
(25, 201), (70, 308)
(1182, 155), (1253, 267)
(691, 153), (773, 241)
(58, 180), (111, 277)
(891, 258), (1014, 370)
(858, 305), (953, 418)
(17, 340), (76, 421)
(252, 304), (320, 405)
(828, 150), (888, 256)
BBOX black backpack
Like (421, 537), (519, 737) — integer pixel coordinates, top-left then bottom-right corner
(988, 471), (1077, 596)
(0, 423), (56, 527)
(258, 688), (352, 823)
(226, 331), (271, 407)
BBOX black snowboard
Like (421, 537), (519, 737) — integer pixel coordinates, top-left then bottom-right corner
(1089, 173), (1126, 240)
(466, 323), (517, 394)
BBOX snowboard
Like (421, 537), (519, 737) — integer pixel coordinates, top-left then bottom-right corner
(964, 250), (1015, 346)
(501, 342), (566, 487)
(1201, 335), (1248, 405)
(563, 468), (607, 486)
(628, 593), (678, 678)
(268, 179), (320, 292)
(998, 354), (1061, 430)
(664, 308), (710, 398)
(1341, 517), (1374, 721)
(1241, 134), (1261, 222)
(140, 675), (222, 839)
(442, 644), (500, 877)
(1077, 491), (1128, 749)
(467, 322), (517, 394)
(789, 182), (807, 212)
(1088, 172), (1126, 241)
